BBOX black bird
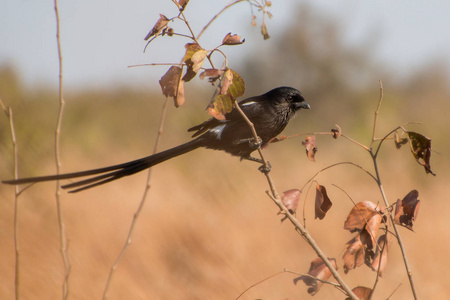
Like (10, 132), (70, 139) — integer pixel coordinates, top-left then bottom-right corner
(3, 87), (310, 192)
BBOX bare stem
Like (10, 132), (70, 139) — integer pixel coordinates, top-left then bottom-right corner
(370, 80), (384, 149)
(53, 1), (71, 298)
(234, 104), (358, 300)
(1, 100), (20, 300)
(102, 97), (170, 300)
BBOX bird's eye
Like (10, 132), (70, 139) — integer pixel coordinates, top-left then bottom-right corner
(287, 95), (294, 102)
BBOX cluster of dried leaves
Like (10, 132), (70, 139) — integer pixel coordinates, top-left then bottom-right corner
(144, 0), (273, 119)
(283, 185), (421, 298)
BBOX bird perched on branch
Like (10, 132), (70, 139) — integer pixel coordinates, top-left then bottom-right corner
(3, 86), (310, 192)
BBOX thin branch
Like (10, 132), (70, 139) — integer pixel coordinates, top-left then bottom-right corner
(102, 97), (170, 300)
(233, 104), (358, 300)
(301, 161), (378, 192)
(53, 0), (71, 298)
(1, 99), (20, 300)
(197, 0), (246, 40)
(370, 80), (384, 149)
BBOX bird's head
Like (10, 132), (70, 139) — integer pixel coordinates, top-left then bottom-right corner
(266, 86), (310, 116)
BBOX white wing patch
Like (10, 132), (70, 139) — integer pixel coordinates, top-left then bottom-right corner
(210, 124), (226, 140)
(240, 101), (257, 107)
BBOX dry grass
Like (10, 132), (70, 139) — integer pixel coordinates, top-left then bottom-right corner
(1, 137), (448, 299)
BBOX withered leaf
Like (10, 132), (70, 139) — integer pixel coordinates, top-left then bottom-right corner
(281, 189), (301, 214)
(222, 32), (245, 45)
(343, 234), (369, 273)
(220, 69), (233, 95)
(174, 78), (185, 107)
(302, 136), (317, 162)
(207, 94), (233, 120)
(315, 185), (332, 220)
(159, 66), (183, 98)
(370, 234), (391, 277)
(331, 124), (342, 139)
(178, 0), (189, 11)
(294, 257), (337, 296)
(344, 201), (380, 233)
(394, 190), (420, 231)
(144, 14), (170, 41)
(394, 131), (408, 149)
(261, 22), (270, 40)
(226, 69), (245, 100)
(407, 131), (435, 175)
(348, 287), (373, 300)
(364, 213), (382, 248)
(199, 68), (223, 83)
(182, 44), (206, 82)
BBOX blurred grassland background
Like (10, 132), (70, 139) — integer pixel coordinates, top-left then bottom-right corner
(1, 2), (450, 300)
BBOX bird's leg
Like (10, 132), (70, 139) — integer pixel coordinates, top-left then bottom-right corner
(241, 156), (271, 174)
(235, 136), (263, 151)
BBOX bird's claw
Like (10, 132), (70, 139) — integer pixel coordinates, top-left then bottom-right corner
(258, 161), (271, 174)
(248, 136), (263, 150)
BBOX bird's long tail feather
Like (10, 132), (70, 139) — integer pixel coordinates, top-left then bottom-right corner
(2, 139), (202, 193)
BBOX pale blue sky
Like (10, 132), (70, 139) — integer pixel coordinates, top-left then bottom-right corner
(1, 0), (449, 90)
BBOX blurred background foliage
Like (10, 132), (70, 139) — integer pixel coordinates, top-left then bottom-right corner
(1, 3), (449, 299)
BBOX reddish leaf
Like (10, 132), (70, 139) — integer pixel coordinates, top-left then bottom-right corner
(302, 136), (317, 162)
(364, 213), (382, 248)
(144, 14), (170, 40)
(281, 189), (301, 214)
(344, 201), (380, 233)
(178, 0), (189, 11)
(269, 134), (287, 144)
(370, 234), (391, 277)
(294, 257), (337, 296)
(174, 78), (185, 107)
(331, 124), (342, 139)
(407, 131), (435, 175)
(348, 287), (373, 300)
(199, 68), (224, 83)
(222, 32), (245, 45)
(315, 185), (332, 220)
(220, 69), (233, 95)
(394, 190), (420, 230)
(159, 66), (182, 98)
(343, 234), (365, 273)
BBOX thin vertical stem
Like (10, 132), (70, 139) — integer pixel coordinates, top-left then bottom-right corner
(102, 97), (170, 300)
(1, 100), (20, 300)
(53, 0), (71, 298)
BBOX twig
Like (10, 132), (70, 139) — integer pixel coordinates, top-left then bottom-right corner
(1, 99), (20, 300)
(102, 97), (170, 299)
(234, 104), (358, 300)
(53, 1), (71, 298)
(197, 0), (246, 40)
(368, 82), (418, 299)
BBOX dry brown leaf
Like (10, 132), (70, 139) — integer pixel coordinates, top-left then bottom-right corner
(348, 286), (373, 300)
(331, 124), (342, 139)
(294, 257), (336, 296)
(315, 185), (332, 220)
(407, 131), (435, 175)
(343, 234), (365, 273)
(220, 69), (233, 95)
(370, 234), (391, 277)
(199, 68), (223, 83)
(178, 0), (189, 11)
(281, 189), (301, 214)
(364, 213), (382, 248)
(159, 66), (182, 98)
(174, 78), (185, 107)
(344, 201), (380, 233)
(222, 32), (245, 45)
(144, 14), (170, 40)
(394, 190), (420, 231)
(261, 22), (270, 40)
(302, 136), (317, 162)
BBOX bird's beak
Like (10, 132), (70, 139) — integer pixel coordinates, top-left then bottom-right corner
(297, 101), (311, 110)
